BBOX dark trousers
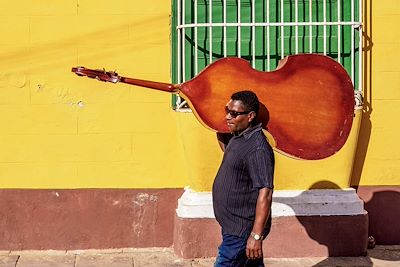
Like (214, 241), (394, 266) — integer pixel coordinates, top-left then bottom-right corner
(215, 233), (265, 267)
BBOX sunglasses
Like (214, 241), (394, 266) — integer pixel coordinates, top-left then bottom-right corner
(225, 106), (251, 118)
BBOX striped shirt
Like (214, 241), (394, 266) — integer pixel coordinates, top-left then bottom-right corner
(212, 123), (274, 238)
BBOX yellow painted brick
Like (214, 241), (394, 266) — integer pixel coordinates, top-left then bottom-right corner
(367, 128), (400, 159)
(373, 1), (400, 16)
(78, 103), (136, 133)
(30, 73), (92, 107)
(372, 72), (400, 100)
(0, 17), (30, 45)
(0, 87), (29, 105)
(131, 86), (172, 104)
(76, 160), (187, 188)
(0, 163), (77, 188)
(359, 159), (400, 186)
(77, 0), (133, 15)
(369, 100), (400, 129)
(0, 1), (77, 15)
(69, 78), (135, 104)
(70, 75), (171, 105)
(0, 46), (32, 74)
(125, 162), (187, 188)
(175, 113), (225, 191)
(373, 15), (400, 44)
(0, 68), (29, 103)
(75, 15), (130, 45)
(128, 13), (171, 45)
(0, 104), (77, 134)
(127, 44), (170, 75)
(76, 161), (140, 187)
(77, 0), (170, 15)
(26, 47), (78, 75)
(78, 102), (176, 133)
(30, 16), (79, 45)
(131, 132), (182, 161)
(70, 133), (133, 162)
(372, 43), (400, 72)
(77, 42), (170, 76)
(127, 1), (171, 15)
(0, 134), (131, 162)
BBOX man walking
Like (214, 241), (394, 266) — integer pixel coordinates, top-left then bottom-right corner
(213, 90), (275, 267)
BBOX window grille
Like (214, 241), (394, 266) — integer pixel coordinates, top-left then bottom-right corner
(171, 0), (362, 110)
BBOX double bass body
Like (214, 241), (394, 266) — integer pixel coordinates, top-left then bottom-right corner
(179, 54), (354, 160)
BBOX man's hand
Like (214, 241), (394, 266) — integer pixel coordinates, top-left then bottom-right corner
(246, 237), (263, 260)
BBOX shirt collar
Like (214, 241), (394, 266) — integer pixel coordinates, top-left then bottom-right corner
(236, 123), (263, 140)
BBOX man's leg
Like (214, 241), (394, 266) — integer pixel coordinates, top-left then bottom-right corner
(215, 234), (247, 267)
(215, 234), (264, 267)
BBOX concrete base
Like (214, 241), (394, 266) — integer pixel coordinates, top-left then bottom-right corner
(0, 189), (183, 250)
(173, 214), (368, 259)
(265, 214), (368, 257)
(0, 187), (370, 259)
(173, 217), (221, 258)
(174, 188), (368, 258)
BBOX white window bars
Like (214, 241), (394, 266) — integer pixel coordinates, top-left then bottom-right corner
(174, 0), (363, 111)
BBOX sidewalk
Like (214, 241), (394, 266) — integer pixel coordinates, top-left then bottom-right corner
(0, 246), (399, 267)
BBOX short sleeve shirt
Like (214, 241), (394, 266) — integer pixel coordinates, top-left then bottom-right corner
(212, 123), (274, 238)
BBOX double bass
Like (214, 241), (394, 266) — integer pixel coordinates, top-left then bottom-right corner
(72, 54), (355, 160)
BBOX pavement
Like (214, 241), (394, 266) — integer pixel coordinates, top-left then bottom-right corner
(0, 246), (399, 267)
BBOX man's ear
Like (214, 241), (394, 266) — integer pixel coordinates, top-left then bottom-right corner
(248, 111), (256, 123)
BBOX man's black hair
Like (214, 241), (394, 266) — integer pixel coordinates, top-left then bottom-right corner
(231, 90), (260, 114)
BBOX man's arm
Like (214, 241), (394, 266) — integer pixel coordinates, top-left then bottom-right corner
(216, 132), (232, 152)
(246, 187), (273, 260)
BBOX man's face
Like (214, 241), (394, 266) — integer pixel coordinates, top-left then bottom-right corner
(225, 99), (255, 134)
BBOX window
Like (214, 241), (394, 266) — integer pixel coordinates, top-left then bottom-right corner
(171, 0), (362, 110)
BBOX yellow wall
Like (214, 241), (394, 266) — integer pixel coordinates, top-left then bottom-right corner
(0, 0), (190, 188)
(1, 1), (399, 190)
(351, 0), (400, 187)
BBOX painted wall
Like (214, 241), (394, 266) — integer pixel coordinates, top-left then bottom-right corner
(351, 0), (400, 187)
(0, 0), (195, 189)
(0, 0), (399, 192)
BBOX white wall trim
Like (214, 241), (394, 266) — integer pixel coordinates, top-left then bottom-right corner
(176, 187), (365, 219)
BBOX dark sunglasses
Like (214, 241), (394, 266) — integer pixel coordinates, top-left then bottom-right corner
(225, 106), (251, 118)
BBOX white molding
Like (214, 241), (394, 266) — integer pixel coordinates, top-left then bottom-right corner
(176, 187), (365, 219)
(176, 187), (214, 218)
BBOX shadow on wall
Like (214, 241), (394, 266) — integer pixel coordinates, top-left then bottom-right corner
(312, 188), (400, 266)
(350, 0), (400, 248)
(276, 181), (400, 266)
(268, 180), (368, 260)
(298, 181), (367, 257)
(351, 0), (374, 189)
(360, 189), (400, 245)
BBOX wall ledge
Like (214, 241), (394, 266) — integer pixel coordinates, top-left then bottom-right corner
(176, 187), (365, 218)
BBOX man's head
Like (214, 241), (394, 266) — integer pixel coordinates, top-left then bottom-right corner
(225, 90), (259, 134)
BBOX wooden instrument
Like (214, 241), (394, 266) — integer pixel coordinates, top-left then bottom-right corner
(72, 54), (355, 160)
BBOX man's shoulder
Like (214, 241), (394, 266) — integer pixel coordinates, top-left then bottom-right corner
(250, 129), (271, 147)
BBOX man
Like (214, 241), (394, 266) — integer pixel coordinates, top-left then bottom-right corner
(213, 90), (274, 267)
